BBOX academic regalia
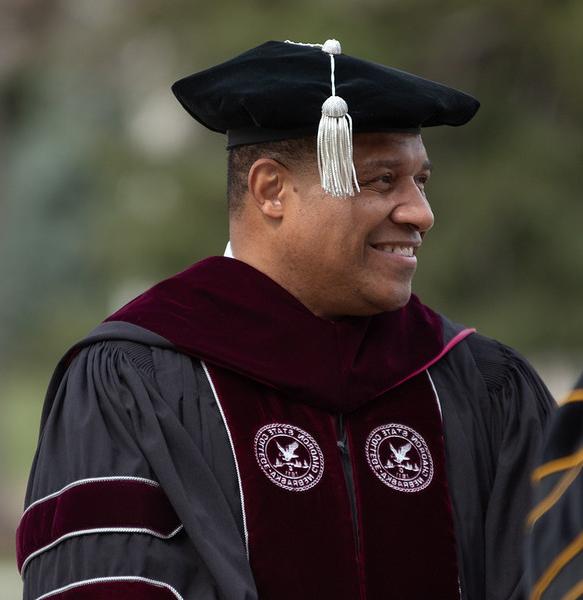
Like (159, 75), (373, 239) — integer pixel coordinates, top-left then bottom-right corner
(18, 39), (553, 599)
(18, 257), (554, 600)
(526, 373), (583, 600)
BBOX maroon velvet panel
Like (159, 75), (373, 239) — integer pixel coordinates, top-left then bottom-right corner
(347, 372), (460, 599)
(16, 480), (181, 572)
(40, 580), (179, 599)
(207, 363), (361, 600)
(105, 257), (445, 413)
(207, 362), (460, 599)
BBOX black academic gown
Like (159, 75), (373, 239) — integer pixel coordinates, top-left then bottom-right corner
(526, 373), (583, 599)
(19, 317), (554, 600)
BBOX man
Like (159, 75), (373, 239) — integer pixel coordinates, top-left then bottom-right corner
(18, 40), (554, 599)
(526, 373), (583, 599)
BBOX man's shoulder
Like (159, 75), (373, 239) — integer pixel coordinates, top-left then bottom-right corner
(60, 321), (201, 386)
(463, 331), (527, 391)
(439, 314), (550, 399)
(42, 322), (210, 433)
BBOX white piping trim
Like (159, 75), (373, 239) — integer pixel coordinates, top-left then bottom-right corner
(426, 370), (443, 422)
(201, 361), (249, 557)
(22, 476), (160, 518)
(35, 575), (183, 600)
(20, 476), (183, 576)
(427, 370), (462, 600)
(20, 524), (183, 576)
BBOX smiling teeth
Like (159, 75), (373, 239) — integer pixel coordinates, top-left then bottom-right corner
(375, 245), (415, 257)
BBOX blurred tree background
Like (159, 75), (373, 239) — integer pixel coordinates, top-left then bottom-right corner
(1, 0), (582, 593)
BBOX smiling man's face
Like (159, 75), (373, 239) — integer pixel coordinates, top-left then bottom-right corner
(273, 132), (435, 318)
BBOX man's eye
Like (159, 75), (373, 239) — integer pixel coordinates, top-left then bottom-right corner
(361, 174), (393, 188)
(415, 175), (430, 188)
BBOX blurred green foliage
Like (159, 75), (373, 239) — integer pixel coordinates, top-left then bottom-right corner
(3, 0), (583, 371)
(0, 0), (582, 568)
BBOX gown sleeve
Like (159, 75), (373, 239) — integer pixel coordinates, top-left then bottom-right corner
(470, 337), (556, 600)
(525, 374), (583, 599)
(18, 340), (256, 600)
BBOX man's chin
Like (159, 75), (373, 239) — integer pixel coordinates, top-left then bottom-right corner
(314, 283), (413, 318)
(369, 286), (412, 314)
(340, 290), (411, 318)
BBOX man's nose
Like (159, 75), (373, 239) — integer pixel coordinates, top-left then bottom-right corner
(390, 180), (434, 233)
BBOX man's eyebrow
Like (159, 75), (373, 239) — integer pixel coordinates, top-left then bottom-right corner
(359, 158), (433, 171)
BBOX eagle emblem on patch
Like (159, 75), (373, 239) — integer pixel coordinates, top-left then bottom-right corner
(254, 423), (324, 492)
(365, 423), (434, 493)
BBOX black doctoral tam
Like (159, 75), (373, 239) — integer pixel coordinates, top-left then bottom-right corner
(172, 39), (480, 148)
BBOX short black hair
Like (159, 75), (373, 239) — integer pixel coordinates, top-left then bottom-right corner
(227, 136), (316, 216)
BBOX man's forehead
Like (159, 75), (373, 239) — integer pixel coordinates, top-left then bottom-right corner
(354, 132), (430, 169)
(359, 158), (433, 172)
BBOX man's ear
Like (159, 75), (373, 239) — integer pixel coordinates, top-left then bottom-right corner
(247, 158), (290, 219)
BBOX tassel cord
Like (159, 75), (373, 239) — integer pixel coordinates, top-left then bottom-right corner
(288, 38), (360, 197)
(330, 54), (336, 97)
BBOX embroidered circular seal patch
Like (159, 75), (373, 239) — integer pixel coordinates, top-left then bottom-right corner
(254, 423), (324, 492)
(365, 423), (434, 493)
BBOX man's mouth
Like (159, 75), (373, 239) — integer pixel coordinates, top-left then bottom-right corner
(369, 243), (416, 257)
